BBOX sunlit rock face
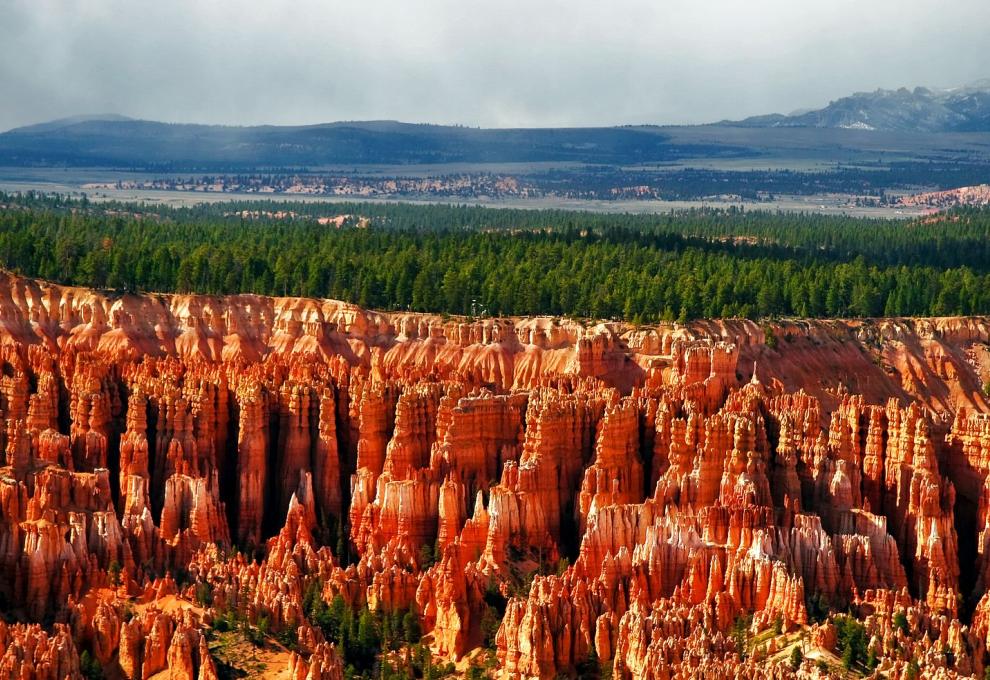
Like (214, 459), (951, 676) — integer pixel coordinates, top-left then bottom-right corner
(0, 271), (989, 678)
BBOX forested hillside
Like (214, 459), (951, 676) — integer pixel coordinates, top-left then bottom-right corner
(1, 193), (989, 322)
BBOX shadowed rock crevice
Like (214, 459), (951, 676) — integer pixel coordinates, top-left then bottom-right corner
(0, 272), (989, 678)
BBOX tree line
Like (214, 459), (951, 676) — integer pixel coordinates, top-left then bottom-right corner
(1, 194), (989, 322)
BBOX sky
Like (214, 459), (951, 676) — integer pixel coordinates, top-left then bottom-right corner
(2, 0), (989, 132)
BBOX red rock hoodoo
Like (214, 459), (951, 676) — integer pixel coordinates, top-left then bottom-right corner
(0, 272), (988, 678)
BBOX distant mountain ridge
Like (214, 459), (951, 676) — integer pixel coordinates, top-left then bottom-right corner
(725, 81), (990, 132)
(10, 114), (135, 135)
(0, 117), (709, 169)
(1, 81), (988, 170)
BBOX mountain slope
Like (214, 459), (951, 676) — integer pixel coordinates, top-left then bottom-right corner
(2, 80), (987, 170)
(0, 117), (721, 169)
(726, 81), (990, 132)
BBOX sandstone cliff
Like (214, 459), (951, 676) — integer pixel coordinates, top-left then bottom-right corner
(0, 271), (988, 679)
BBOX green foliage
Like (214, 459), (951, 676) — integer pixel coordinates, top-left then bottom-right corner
(172, 567), (191, 588)
(408, 643), (456, 680)
(806, 593), (831, 623)
(480, 580), (508, 648)
(302, 578), (426, 676)
(576, 649), (612, 679)
(906, 659), (921, 679)
(893, 610), (909, 634)
(210, 612), (233, 633)
(479, 605), (502, 650)
(194, 581), (213, 607)
(275, 626), (298, 650)
(107, 560), (121, 587)
(419, 541), (440, 569)
(79, 650), (104, 680)
(789, 646), (803, 670)
(304, 581), (338, 639)
(833, 615), (868, 671)
(763, 325), (778, 349)
(866, 645), (878, 670)
(772, 614), (783, 636)
(731, 613), (753, 658)
(356, 608), (380, 662)
(328, 515), (352, 567)
(402, 610), (421, 644)
(244, 614), (270, 646)
(4, 196), (990, 323)
(465, 650), (498, 680)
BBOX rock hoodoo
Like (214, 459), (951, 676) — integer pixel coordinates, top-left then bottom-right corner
(0, 272), (988, 678)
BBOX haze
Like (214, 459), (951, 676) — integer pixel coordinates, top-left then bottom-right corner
(2, 0), (989, 132)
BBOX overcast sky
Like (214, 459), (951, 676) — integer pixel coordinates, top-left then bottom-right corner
(2, 0), (989, 131)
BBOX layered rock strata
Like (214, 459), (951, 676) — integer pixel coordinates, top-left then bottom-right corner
(0, 272), (987, 678)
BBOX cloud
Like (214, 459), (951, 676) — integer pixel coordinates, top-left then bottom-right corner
(1, 0), (989, 130)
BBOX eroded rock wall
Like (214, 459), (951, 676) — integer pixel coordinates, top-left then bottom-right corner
(0, 272), (988, 678)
